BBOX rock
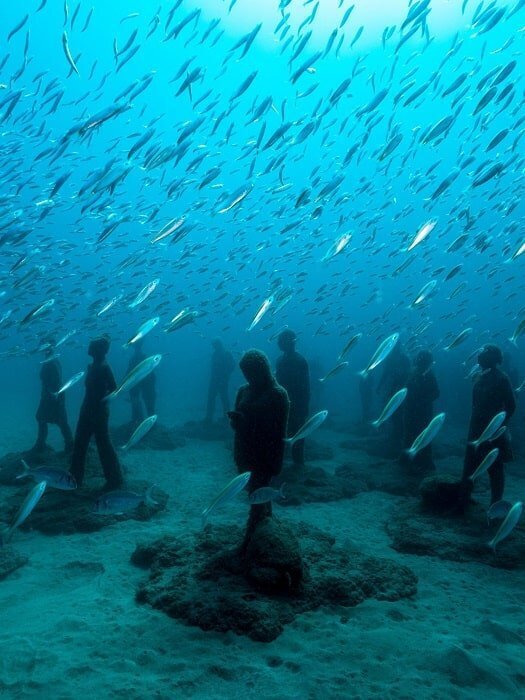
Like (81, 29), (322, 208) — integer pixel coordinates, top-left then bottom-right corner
(335, 459), (422, 498)
(244, 519), (303, 594)
(435, 644), (518, 692)
(279, 464), (364, 506)
(3, 481), (168, 536)
(386, 499), (525, 570)
(112, 422), (186, 451)
(419, 474), (472, 514)
(0, 546), (28, 581)
(133, 520), (417, 642)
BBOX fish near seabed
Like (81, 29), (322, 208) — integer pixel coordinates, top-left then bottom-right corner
(201, 471), (251, 527)
(487, 501), (523, 551)
(1, 481), (47, 545)
(17, 459), (77, 490)
(121, 415), (158, 450)
(92, 486), (159, 515)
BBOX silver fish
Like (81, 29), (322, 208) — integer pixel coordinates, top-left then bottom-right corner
(106, 355), (162, 401)
(121, 415), (157, 450)
(406, 413), (446, 459)
(469, 449), (499, 481)
(469, 412), (506, 450)
(92, 486), (158, 515)
(372, 388), (407, 428)
(17, 460), (76, 490)
(202, 471), (251, 526)
(359, 332), (399, 378)
(54, 370), (85, 396)
(284, 410), (328, 444)
(1, 481), (46, 544)
(488, 501), (523, 551)
(249, 484), (286, 505)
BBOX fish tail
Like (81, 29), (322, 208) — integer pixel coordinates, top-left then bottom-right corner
(279, 483), (287, 500)
(283, 437), (293, 444)
(371, 420), (380, 429)
(468, 440), (478, 449)
(201, 509), (209, 528)
(104, 390), (118, 402)
(508, 337), (517, 347)
(487, 538), (497, 552)
(405, 448), (416, 460)
(357, 369), (368, 378)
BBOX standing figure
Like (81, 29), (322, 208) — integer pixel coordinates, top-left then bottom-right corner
(276, 330), (310, 467)
(462, 344), (516, 504)
(377, 341), (410, 454)
(403, 350), (440, 472)
(229, 350), (289, 549)
(32, 339), (73, 453)
(70, 336), (123, 489)
(463, 345), (516, 504)
(128, 339), (156, 425)
(205, 338), (235, 424)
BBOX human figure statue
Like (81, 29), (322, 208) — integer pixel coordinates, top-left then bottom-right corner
(228, 349), (289, 550)
(128, 339), (156, 425)
(462, 344), (516, 504)
(403, 350), (440, 472)
(377, 341), (411, 453)
(31, 338), (73, 454)
(205, 338), (234, 424)
(275, 330), (310, 467)
(70, 336), (123, 489)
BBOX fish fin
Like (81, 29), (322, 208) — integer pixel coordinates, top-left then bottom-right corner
(103, 390), (118, 402)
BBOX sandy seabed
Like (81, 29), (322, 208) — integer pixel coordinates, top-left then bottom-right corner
(0, 407), (524, 700)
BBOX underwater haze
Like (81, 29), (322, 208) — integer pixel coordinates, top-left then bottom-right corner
(1, 0), (525, 698)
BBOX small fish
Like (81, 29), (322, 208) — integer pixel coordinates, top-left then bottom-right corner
(202, 471), (251, 526)
(17, 460), (76, 490)
(54, 371), (85, 396)
(92, 486), (158, 515)
(129, 279), (159, 308)
(249, 484), (286, 505)
(470, 412), (507, 450)
(487, 501), (523, 552)
(247, 296), (273, 331)
(319, 362), (348, 383)
(121, 415), (158, 450)
(106, 355), (162, 401)
(164, 308), (199, 333)
(411, 280), (437, 307)
(322, 232), (352, 261)
(338, 333), (362, 360)
(406, 413), (446, 459)
(62, 31), (80, 76)
(97, 294), (123, 317)
(123, 317), (159, 347)
(372, 388), (407, 428)
(20, 299), (55, 325)
(469, 448), (499, 481)
(284, 410), (328, 444)
(444, 327), (472, 351)
(407, 219), (437, 251)
(1, 481), (46, 545)
(359, 332), (399, 378)
(508, 318), (525, 346)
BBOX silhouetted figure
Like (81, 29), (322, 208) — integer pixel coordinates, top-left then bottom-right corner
(229, 349), (289, 549)
(205, 338), (234, 424)
(128, 339), (156, 424)
(377, 341), (410, 453)
(403, 350), (440, 473)
(462, 344), (516, 504)
(275, 330), (310, 467)
(70, 336), (123, 489)
(32, 339), (73, 453)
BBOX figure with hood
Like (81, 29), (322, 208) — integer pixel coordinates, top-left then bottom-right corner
(32, 338), (73, 454)
(403, 350), (440, 472)
(462, 344), (516, 504)
(275, 329), (310, 467)
(70, 335), (123, 489)
(228, 349), (289, 548)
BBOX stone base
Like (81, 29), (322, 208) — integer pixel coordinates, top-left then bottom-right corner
(132, 519), (417, 642)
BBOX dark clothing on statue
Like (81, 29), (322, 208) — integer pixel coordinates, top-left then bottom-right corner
(206, 347), (235, 423)
(34, 358), (73, 451)
(403, 368), (439, 471)
(462, 368), (516, 504)
(70, 362), (122, 488)
(276, 351), (310, 466)
(128, 351), (156, 423)
(230, 351), (289, 545)
(377, 348), (410, 450)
